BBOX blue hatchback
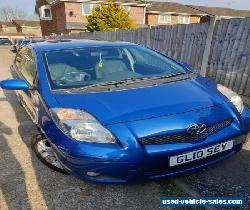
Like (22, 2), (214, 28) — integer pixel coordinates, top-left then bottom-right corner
(1, 40), (250, 183)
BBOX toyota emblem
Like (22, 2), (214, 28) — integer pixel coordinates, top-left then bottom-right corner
(187, 123), (207, 135)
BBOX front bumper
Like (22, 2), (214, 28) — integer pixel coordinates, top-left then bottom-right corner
(52, 135), (247, 183)
(45, 107), (250, 184)
(53, 137), (245, 183)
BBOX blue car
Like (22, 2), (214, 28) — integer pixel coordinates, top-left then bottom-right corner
(1, 40), (250, 183)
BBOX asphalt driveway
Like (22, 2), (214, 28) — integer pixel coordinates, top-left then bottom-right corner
(0, 46), (249, 210)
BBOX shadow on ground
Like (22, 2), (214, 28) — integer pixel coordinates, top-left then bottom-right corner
(0, 120), (32, 209)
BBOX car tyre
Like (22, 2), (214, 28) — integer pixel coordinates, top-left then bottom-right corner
(31, 134), (69, 175)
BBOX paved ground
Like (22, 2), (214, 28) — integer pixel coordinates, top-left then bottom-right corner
(0, 46), (249, 210)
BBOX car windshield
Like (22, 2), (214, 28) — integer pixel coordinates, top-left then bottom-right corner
(44, 45), (189, 90)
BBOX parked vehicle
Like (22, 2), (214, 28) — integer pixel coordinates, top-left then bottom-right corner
(1, 41), (250, 183)
(0, 38), (12, 45)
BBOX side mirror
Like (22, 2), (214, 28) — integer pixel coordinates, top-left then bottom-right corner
(180, 62), (191, 70)
(0, 79), (30, 90)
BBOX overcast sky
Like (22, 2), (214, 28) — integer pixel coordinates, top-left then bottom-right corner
(0, 0), (249, 17)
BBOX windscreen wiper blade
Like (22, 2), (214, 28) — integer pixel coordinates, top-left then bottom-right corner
(154, 72), (187, 80)
(63, 77), (152, 92)
(58, 72), (188, 93)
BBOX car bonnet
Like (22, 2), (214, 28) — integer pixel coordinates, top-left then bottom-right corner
(52, 77), (230, 126)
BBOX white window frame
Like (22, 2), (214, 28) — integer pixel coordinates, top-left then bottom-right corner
(82, 3), (98, 16)
(39, 5), (52, 20)
(178, 15), (190, 24)
(158, 14), (171, 24)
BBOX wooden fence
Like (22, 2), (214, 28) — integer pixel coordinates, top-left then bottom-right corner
(58, 17), (250, 96)
(206, 18), (250, 96)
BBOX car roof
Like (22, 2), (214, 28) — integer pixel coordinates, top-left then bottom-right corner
(31, 40), (137, 52)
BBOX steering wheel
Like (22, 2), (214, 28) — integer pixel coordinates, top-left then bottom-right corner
(63, 72), (92, 82)
(54, 71), (92, 86)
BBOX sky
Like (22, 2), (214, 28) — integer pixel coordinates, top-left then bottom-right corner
(157, 0), (250, 10)
(0, 0), (249, 17)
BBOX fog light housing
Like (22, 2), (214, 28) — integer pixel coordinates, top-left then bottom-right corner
(86, 171), (101, 177)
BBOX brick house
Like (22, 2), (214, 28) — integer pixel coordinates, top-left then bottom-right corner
(146, 2), (250, 26)
(190, 5), (250, 20)
(36, 0), (149, 36)
(146, 2), (207, 26)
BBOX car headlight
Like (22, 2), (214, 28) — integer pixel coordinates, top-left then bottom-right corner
(50, 108), (116, 144)
(217, 84), (243, 113)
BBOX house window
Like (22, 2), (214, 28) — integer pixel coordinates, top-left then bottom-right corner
(178, 15), (190, 24)
(159, 14), (171, 23)
(44, 9), (51, 18)
(82, 3), (99, 16)
(83, 3), (91, 15)
(39, 5), (52, 20)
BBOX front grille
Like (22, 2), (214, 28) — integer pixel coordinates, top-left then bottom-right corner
(139, 119), (233, 145)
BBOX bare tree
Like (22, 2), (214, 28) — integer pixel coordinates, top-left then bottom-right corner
(0, 7), (28, 21)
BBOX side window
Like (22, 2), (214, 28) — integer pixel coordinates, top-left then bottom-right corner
(16, 47), (37, 85)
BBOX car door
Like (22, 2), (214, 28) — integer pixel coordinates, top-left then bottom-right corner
(14, 46), (39, 124)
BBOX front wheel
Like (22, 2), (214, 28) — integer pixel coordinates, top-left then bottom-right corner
(31, 134), (69, 174)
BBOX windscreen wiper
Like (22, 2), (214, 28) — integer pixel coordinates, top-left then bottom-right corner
(58, 72), (189, 93)
(62, 77), (152, 93)
(153, 72), (187, 80)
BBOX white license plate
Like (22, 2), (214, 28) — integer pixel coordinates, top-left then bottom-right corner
(169, 140), (234, 167)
